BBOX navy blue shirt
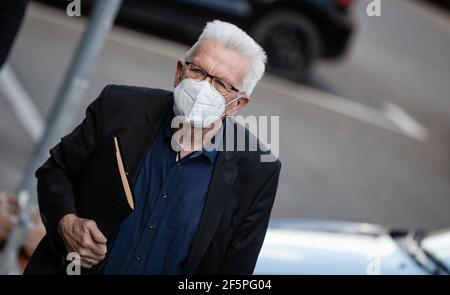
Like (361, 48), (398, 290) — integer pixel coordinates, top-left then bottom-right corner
(103, 110), (220, 274)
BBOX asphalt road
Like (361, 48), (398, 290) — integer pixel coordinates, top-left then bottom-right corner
(1, 0), (449, 231)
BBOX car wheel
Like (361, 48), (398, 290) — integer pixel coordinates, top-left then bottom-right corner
(251, 10), (321, 82)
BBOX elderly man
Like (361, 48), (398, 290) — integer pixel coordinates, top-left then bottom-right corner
(24, 20), (281, 275)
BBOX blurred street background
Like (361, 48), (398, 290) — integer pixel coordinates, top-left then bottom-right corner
(1, 0), (449, 238)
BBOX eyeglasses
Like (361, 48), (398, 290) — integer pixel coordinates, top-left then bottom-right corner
(184, 62), (240, 97)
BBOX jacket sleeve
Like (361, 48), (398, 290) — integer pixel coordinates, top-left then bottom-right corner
(36, 85), (111, 254)
(218, 161), (281, 274)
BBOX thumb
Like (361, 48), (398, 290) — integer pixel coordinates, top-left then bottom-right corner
(88, 222), (107, 244)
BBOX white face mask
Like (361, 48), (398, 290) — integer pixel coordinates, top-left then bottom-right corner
(173, 78), (241, 128)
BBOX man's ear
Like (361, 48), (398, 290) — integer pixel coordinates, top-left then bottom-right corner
(225, 96), (249, 116)
(173, 59), (184, 87)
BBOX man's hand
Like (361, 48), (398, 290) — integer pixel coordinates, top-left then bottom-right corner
(0, 193), (18, 245)
(23, 210), (46, 258)
(58, 214), (107, 269)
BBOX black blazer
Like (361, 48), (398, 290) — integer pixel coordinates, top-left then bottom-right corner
(0, 0), (29, 67)
(24, 85), (281, 275)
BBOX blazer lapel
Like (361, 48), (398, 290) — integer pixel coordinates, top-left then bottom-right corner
(124, 95), (172, 186)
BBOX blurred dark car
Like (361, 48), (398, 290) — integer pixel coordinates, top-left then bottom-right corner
(38, 0), (355, 82)
(117, 0), (355, 81)
(426, 0), (450, 9)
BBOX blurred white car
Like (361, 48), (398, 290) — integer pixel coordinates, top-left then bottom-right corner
(254, 219), (450, 275)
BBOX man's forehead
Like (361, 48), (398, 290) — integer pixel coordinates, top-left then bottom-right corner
(190, 40), (249, 88)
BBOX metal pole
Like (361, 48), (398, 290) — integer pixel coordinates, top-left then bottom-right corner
(0, 0), (123, 274)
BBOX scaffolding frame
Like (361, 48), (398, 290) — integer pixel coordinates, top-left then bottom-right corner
(0, 0), (123, 274)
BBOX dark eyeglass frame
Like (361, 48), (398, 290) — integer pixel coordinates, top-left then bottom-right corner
(184, 61), (241, 96)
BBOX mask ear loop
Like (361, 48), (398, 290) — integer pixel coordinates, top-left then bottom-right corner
(203, 94), (243, 128)
(221, 94), (244, 119)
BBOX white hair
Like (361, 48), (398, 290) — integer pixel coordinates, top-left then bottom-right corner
(185, 20), (267, 96)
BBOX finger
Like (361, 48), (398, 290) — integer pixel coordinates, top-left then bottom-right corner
(80, 226), (107, 256)
(79, 246), (105, 261)
(80, 257), (99, 269)
(86, 221), (107, 244)
(81, 256), (99, 267)
(80, 260), (92, 269)
(78, 235), (106, 260)
(79, 257), (91, 269)
(7, 197), (18, 214)
(89, 241), (107, 257)
(0, 216), (12, 234)
(0, 228), (9, 240)
(80, 234), (107, 257)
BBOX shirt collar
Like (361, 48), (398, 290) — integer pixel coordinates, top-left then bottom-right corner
(162, 110), (222, 164)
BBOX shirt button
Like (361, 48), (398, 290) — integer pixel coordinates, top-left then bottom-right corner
(135, 255), (142, 261)
(148, 223), (157, 229)
(161, 192), (168, 199)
